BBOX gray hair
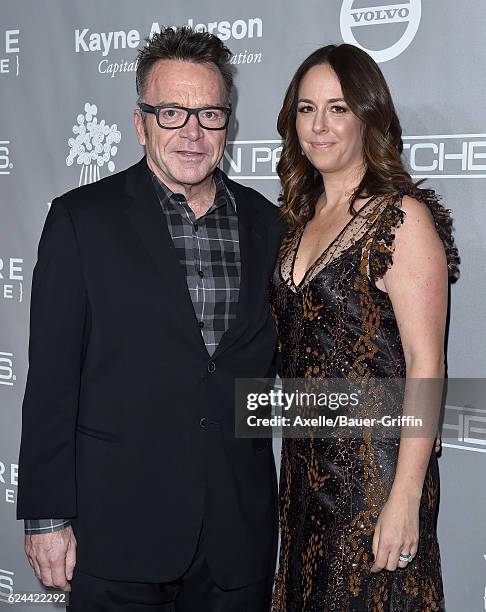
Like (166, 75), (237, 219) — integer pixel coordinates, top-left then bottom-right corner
(136, 26), (234, 104)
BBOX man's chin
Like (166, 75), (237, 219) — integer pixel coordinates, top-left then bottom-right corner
(171, 167), (215, 187)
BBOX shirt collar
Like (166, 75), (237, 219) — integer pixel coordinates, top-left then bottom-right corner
(150, 166), (236, 213)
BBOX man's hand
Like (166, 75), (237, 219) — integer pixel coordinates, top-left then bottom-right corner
(25, 526), (76, 591)
(434, 435), (442, 453)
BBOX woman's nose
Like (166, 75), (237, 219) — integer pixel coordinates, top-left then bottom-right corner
(312, 109), (329, 133)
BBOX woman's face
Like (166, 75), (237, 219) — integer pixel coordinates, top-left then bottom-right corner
(296, 63), (364, 177)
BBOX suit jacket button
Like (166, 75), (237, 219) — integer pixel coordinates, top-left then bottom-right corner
(207, 361), (216, 373)
(199, 418), (207, 428)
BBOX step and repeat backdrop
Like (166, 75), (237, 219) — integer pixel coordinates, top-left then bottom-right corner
(1, 1), (485, 610)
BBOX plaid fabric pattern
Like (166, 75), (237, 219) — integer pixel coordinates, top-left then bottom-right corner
(24, 519), (71, 534)
(24, 167), (241, 535)
(151, 167), (241, 355)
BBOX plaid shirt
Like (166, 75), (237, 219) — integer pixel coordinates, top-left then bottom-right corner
(151, 166), (240, 354)
(24, 166), (241, 534)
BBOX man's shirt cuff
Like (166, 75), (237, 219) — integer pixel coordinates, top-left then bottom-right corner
(24, 519), (71, 534)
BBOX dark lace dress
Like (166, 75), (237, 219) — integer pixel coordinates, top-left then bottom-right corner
(270, 190), (459, 612)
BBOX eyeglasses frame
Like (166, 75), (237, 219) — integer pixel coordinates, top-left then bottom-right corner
(137, 102), (232, 130)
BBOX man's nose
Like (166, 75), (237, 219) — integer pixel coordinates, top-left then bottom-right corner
(312, 109), (329, 134)
(179, 113), (203, 140)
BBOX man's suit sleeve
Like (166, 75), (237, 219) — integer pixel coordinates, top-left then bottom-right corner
(17, 198), (87, 519)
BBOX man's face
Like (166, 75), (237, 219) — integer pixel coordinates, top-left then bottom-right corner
(134, 60), (228, 191)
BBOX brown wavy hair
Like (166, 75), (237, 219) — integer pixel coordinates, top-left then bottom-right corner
(277, 43), (419, 229)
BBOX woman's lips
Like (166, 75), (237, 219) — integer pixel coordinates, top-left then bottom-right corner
(310, 142), (336, 150)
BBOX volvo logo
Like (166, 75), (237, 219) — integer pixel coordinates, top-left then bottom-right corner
(340, 1), (422, 63)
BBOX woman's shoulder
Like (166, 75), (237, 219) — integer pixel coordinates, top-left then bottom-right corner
(378, 186), (460, 280)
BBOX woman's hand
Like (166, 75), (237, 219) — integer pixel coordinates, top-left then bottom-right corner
(370, 490), (420, 573)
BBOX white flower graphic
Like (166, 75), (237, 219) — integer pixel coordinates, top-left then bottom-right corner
(66, 102), (121, 186)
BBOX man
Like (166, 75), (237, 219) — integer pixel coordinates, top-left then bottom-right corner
(17, 27), (285, 611)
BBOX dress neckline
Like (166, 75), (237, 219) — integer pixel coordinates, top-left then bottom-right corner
(288, 194), (380, 292)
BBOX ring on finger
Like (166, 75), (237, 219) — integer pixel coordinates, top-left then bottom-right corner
(399, 552), (414, 563)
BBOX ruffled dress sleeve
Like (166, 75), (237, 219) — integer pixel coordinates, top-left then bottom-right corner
(368, 187), (460, 284)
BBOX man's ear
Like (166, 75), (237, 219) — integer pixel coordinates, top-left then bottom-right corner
(133, 109), (147, 146)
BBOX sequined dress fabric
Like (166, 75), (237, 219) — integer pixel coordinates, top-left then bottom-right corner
(270, 190), (459, 612)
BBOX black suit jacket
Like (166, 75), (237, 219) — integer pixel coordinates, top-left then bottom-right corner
(17, 157), (286, 587)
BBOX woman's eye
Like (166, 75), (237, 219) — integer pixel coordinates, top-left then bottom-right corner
(297, 105), (313, 113)
(330, 105), (347, 113)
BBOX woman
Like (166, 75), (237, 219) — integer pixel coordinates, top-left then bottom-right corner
(270, 44), (459, 611)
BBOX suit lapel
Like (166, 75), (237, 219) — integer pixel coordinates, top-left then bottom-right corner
(213, 178), (269, 358)
(124, 157), (209, 356)
(123, 158), (271, 360)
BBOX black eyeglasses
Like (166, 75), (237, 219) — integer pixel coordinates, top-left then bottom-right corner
(138, 103), (232, 130)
